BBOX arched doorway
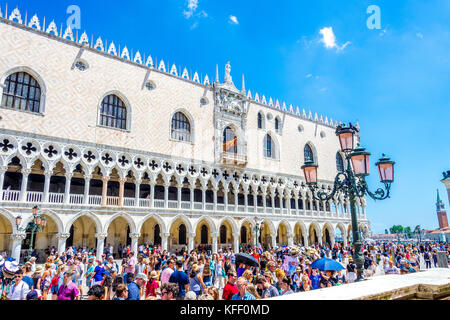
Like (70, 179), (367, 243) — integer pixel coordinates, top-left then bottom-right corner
(240, 226), (247, 244)
(179, 224), (187, 245)
(154, 224), (161, 245)
(277, 223), (288, 246)
(0, 214), (13, 256)
(220, 225), (227, 244)
(140, 217), (162, 246)
(309, 224), (319, 245)
(294, 223), (305, 245)
(106, 217), (131, 252)
(201, 225), (208, 244)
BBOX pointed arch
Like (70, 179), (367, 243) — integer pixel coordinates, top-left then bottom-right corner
(103, 212), (137, 234)
(170, 108), (195, 143)
(64, 211), (103, 234)
(136, 213), (167, 234)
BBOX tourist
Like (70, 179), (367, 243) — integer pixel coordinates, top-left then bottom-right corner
(319, 271), (336, 288)
(279, 276), (294, 295)
(232, 277), (256, 300)
(184, 290), (197, 300)
(222, 270), (238, 300)
(189, 264), (205, 297)
(346, 257), (357, 283)
(160, 258), (175, 285)
(169, 260), (189, 300)
(40, 263), (52, 300)
(384, 260), (400, 274)
(7, 270), (30, 300)
(202, 262), (213, 287)
(127, 273), (147, 300)
(57, 272), (79, 300)
(160, 282), (179, 300)
(309, 268), (321, 290)
(298, 275), (311, 292)
(145, 271), (160, 299)
(87, 285), (105, 300)
(206, 286), (220, 300)
(113, 283), (128, 300)
(255, 275), (279, 298)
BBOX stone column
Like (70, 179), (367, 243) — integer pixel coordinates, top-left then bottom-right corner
(287, 233), (294, 247)
(201, 187), (206, 210)
(0, 166), (6, 193)
(64, 173), (73, 204)
(57, 233), (71, 255)
(286, 194), (291, 214)
(303, 235), (309, 247)
(150, 183), (155, 208)
(271, 232), (276, 249)
(95, 233), (107, 260)
(233, 233), (240, 254)
(161, 233), (170, 252)
(211, 233), (218, 253)
(177, 184), (182, 209)
(279, 193), (284, 210)
(43, 170), (52, 203)
(164, 183), (169, 208)
(188, 232), (196, 252)
(262, 191), (267, 213)
(223, 187), (229, 212)
(19, 169), (31, 202)
(118, 178), (126, 207)
(101, 176), (110, 206)
(10, 233), (26, 262)
(189, 186), (194, 208)
(213, 187), (218, 211)
(82, 175), (91, 205)
(130, 233), (140, 254)
(253, 191), (258, 212)
(135, 179), (141, 207)
(271, 193), (275, 213)
(233, 188), (239, 212)
(244, 191), (249, 212)
(294, 195), (299, 213)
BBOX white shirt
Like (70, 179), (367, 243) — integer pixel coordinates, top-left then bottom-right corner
(7, 281), (30, 300)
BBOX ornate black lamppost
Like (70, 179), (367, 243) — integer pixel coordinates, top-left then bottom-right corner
(301, 123), (395, 281)
(249, 217), (264, 248)
(15, 206), (47, 261)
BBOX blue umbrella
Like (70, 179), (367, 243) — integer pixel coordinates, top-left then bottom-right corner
(310, 258), (345, 271)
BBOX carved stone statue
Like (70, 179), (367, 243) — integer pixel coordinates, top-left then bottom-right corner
(224, 61), (232, 84)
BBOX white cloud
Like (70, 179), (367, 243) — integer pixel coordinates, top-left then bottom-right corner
(306, 74), (312, 78)
(229, 15), (239, 25)
(183, 0), (199, 19)
(319, 27), (350, 51)
(416, 32), (424, 39)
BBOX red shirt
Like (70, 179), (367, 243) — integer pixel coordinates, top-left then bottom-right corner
(222, 282), (238, 300)
(145, 280), (159, 297)
(252, 252), (260, 262)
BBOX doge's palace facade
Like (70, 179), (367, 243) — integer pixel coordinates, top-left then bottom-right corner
(0, 7), (369, 261)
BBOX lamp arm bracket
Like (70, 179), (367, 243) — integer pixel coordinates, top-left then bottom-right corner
(310, 173), (347, 201)
(363, 180), (390, 201)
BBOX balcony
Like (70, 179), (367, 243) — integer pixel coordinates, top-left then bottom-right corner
(0, 190), (346, 219)
(220, 151), (247, 166)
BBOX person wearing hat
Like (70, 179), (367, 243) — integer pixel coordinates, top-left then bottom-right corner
(292, 266), (303, 292)
(145, 270), (160, 299)
(29, 256), (37, 273)
(32, 265), (43, 292)
(127, 272), (147, 300)
(26, 289), (43, 300)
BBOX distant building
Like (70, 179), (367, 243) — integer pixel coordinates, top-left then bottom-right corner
(436, 189), (449, 229)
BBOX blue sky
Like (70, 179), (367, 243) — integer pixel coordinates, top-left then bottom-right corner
(5, 0), (450, 233)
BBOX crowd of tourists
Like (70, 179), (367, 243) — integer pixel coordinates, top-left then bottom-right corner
(0, 240), (448, 300)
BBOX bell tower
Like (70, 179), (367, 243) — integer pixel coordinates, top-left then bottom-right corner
(436, 189), (449, 229)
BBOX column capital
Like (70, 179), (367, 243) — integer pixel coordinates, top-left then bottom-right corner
(210, 232), (219, 238)
(161, 232), (170, 238)
(43, 170), (53, 178)
(119, 177), (127, 184)
(84, 174), (92, 180)
(129, 233), (141, 239)
(188, 232), (196, 238)
(10, 233), (26, 240)
(135, 178), (142, 185)
(0, 165), (8, 173)
(95, 233), (108, 240)
(232, 232), (240, 239)
(101, 176), (110, 182)
(65, 172), (74, 179)
(57, 233), (71, 240)
(21, 168), (32, 175)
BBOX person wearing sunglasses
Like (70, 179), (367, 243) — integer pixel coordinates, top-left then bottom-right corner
(160, 283), (179, 300)
(7, 270), (31, 300)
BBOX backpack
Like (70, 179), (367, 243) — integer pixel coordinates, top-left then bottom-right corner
(41, 274), (52, 291)
(50, 275), (59, 289)
(363, 258), (370, 270)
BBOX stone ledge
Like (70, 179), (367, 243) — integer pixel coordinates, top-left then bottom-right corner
(270, 268), (450, 300)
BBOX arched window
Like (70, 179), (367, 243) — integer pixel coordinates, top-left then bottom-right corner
(223, 126), (237, 154)
(154, 224), (161, 245)
(220, 225), (227, 244)
(304, 144), (314, 163)
(99, 94), (127, 130)
(264, 134), (275, 159)
(178, 224), (187, 245)
(258, 112), (264, 129)
(336, 152), (344, 172)
(1, 72), (41, 113)
(275, 117), (280, 133)
(171, 112), (191, 142)
(201, 225), (209, 244)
